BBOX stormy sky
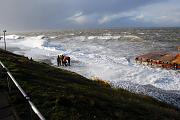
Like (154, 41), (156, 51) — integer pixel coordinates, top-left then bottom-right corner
(0, 0), (180, 31)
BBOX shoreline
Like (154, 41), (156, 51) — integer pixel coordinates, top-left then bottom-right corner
(4, 47), (180, 109)
(42, 58), (180, 109)
(0, 49), (180, 119)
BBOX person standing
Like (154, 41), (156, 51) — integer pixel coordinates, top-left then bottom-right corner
(57, 55), (60, 67)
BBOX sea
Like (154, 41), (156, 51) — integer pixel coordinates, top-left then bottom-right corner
(0, 28), (180, 107)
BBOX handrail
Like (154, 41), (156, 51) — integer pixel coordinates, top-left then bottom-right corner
(0, 61), (46, 120)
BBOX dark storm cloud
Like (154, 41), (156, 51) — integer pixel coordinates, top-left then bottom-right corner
(0, 0), (175, 31)
(69, 0), (165, 14)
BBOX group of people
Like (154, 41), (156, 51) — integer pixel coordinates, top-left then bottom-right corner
(57, 54), (70, 66)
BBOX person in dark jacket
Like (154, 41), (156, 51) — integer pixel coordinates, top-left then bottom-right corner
(57, 55), (60, 67)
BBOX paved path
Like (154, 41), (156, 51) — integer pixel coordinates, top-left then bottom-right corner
(0, 90), (15, 120)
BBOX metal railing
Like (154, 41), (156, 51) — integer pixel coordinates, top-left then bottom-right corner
(0, 61), (46, 120)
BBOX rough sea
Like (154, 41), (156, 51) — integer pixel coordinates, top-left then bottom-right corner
(0, 28), (180, 107)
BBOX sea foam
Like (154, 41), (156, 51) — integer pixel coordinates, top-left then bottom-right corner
(1, 33), (180, 107)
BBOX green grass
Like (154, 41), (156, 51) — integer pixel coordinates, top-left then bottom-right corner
(0, 49), (180, 120)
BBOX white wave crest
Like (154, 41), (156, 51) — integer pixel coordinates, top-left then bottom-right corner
(124, 35), (141, 39)
(87, 35), (141, 40)
(88, 35), (121, 40)
(1, 34), (24, 40)
(19, 36), (46, 49)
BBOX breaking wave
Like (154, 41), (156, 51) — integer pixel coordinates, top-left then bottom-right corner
(1, 32), (180, 108)
(1, 34), (24, 40)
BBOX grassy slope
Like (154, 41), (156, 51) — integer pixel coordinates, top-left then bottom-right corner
(0, 49), (180, 120)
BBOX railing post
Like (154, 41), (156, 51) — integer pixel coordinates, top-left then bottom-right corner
(26, 96), (32, 120)
(3, 30), (7, 51)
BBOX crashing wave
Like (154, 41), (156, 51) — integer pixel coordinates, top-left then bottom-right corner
(12, 35), (49, 50)
(123, 35), (141, 39)
(50, 36), (57, 39)
(2, 31), (179, 108)
(36, 35), (49, 39)
(87, 35), (142, 41)
(88, 35), (121, 40)
(112, 81), (180, 108)
(1, 34), (24, 40)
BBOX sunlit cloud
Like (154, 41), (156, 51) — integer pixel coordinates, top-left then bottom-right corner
(68, 12), (88, 24)
(68, 12), (99, 25)
(98, 12), (135, 24)
(132, 0), (180, 26)
(97, 0), (180, 26)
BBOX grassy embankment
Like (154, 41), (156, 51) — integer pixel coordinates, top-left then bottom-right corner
(0, 49), (180, 120)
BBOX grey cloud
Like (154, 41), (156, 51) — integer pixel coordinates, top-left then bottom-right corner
(0, 0), (171, 31)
